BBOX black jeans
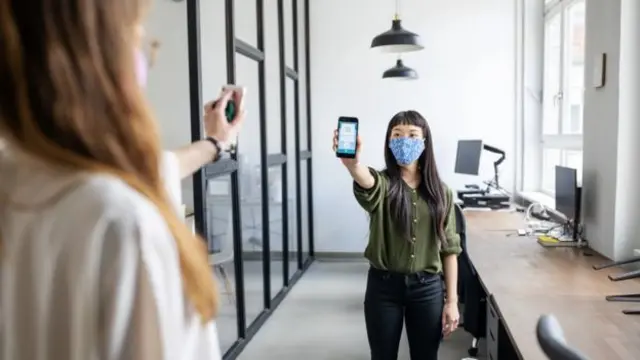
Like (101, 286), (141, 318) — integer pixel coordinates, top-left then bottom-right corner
(364, 267), (444, 360)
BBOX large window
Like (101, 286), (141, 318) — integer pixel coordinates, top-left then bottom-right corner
(541, 0), (585, 193)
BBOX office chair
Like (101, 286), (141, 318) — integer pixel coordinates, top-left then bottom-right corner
(593, 256), (640, 270)
(454, 204), (484, 358)
(452, 204), (468, 303)
(536, 315), (589, 360)
(209, 210), (235, 304)
(455, 203), (468, 254)
(594, 256), (640, 313)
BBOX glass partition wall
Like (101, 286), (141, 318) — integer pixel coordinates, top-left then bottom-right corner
(185, 0), (314, 358)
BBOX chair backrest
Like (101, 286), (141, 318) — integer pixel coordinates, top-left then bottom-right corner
(454, 204), (473, 274)
(454, 203), (467, 243)
(454, 203), (475, 297)
(209, 209), (235, 265)
(536, 315), (589, 360)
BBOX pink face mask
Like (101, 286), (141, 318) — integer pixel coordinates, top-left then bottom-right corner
(134, 48), (148, 87)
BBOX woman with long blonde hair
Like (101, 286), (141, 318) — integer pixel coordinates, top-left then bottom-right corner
(0, 1), (244, 359)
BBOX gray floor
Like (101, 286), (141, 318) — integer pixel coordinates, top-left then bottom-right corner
(238, 261), (480, 360)
(216, 259), (302, 352)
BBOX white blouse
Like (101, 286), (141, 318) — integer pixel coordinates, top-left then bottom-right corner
(0, 147), (222, 360)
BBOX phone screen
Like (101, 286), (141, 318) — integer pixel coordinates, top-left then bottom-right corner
(336, 117), (358, 158)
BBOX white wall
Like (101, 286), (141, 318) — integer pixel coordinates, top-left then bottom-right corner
(611, 0), (640, 260)
(581, 0), (640, 260)
(521, 0), (544, 191)
(144, 1), (190, 149)
(581, 0), (622, 258)
(310, 0), (517, 252)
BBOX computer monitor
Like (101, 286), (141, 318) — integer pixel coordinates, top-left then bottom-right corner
(554, 165), (579, 220)
(454, 140), (483, 175)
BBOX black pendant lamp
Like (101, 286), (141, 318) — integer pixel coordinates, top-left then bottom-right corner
(371, 0), (423, 53)
(382, 58), (418, 80)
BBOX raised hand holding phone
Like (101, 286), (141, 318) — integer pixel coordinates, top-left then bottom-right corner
(333, 116), (361, 167)
(204, 86), (246, 151)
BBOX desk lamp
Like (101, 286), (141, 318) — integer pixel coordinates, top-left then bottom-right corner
(482, 144), (506, 190)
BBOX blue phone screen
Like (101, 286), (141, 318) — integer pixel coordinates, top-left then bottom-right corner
(337, 121), (358, 155)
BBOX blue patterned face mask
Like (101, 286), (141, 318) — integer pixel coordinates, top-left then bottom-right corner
(389, 137), (425, 165)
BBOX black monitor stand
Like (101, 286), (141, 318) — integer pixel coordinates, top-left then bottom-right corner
(557, 217), (581, 243)
(566, 186), (582, 242)
(457, 144), (509, 210)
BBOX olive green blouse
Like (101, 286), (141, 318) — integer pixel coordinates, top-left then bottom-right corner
(353, 168), (462, 275)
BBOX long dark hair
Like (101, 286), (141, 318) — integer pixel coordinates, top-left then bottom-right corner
(383, 111), (449, 248)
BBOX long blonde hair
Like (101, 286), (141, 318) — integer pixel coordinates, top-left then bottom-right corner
(0, 0), (217, 320)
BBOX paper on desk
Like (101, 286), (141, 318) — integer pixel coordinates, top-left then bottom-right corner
(537, 235), (559, 243)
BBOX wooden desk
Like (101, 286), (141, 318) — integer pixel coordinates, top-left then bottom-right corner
(465, 210), (640, 360)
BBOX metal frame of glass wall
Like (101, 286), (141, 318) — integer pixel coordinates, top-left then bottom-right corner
(186, 0), (314, 358)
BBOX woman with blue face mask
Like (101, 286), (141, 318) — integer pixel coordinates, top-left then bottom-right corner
(332, 110), (462, 360)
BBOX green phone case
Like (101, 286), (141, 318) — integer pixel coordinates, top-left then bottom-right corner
(225, 101), (236, 122)
(212, 100), (236, 122)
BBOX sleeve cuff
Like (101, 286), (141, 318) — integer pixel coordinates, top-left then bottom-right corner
(353, 167), (379, 193)
(440, 235), (462, 256)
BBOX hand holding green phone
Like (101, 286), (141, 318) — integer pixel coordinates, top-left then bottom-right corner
(204, 86), (246, 150)
(211, 85), (244, 122)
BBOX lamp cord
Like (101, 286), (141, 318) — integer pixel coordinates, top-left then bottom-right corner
(394, 0), (402, 62)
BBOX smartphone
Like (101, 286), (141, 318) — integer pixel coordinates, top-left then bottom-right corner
(212, 85), (246, 122)
(336, 117), (359, 158)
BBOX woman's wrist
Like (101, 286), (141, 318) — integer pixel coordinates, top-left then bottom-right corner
(204, 137), (223, 162)
(445, 296), (458, 305)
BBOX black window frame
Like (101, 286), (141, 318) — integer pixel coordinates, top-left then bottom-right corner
(185, 0), (315, 358)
